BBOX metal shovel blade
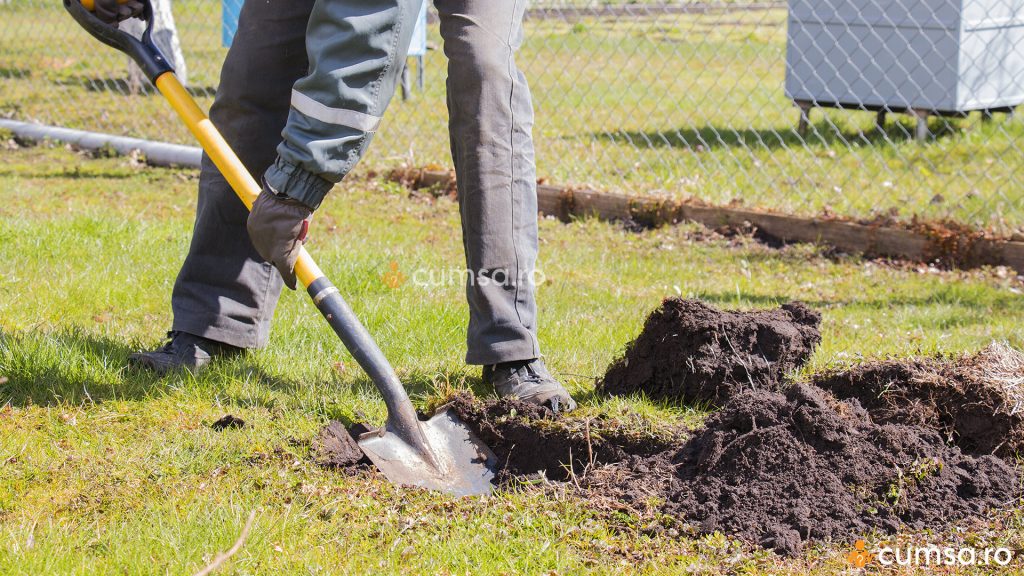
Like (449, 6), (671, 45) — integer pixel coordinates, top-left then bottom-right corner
(357, 407), (497, 497)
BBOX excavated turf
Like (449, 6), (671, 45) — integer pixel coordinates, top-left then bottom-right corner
(446, 393), (685, 481)
(813, 343), (1024, 459)
(599, 298), (821, 405)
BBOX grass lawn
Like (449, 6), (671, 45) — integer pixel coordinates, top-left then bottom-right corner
(2, 143), (1024, 574)
(2, 1), (1022, 231)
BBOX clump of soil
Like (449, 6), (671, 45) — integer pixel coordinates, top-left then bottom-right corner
(582, 384), (1018, 556)
(814, 342), (1024, 458)
(599, 298), (821, 405)
(446, 393), (685, 481)
(312, 421), (369, 469)
(211, 414), (245, 430)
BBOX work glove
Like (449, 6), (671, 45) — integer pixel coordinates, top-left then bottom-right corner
(247, 184), (313, 290)
(92, 0), (145, 25)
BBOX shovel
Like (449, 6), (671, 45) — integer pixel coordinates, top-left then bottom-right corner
(66, 0), (496, 497)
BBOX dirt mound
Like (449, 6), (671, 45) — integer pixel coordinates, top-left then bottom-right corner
(583, 384), (1018, 556)
(599, 298), (821, 405)
(446, 393), (685, 481)
(443, 386), (1017, 556)
(309, 300), (1020, 558)
(814, 343), (1024, 458)
(312, 383), (1017, 557)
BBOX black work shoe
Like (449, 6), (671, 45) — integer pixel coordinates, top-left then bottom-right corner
(127, 331), (242, 375)
(483, 358), (577, 413)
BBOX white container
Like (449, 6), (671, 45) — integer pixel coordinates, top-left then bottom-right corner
(785, 0), (1024, 114)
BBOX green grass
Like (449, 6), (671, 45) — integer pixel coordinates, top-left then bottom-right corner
(2, 144), (1024, 574)
(1, 1), (1022, 231)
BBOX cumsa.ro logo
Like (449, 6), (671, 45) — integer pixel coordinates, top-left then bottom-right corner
(846, 540), (873, 568)
(381, 260), (406, 289)
(847, 540), (1015, 568)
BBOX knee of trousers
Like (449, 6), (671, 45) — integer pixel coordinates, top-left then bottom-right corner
(445, 40), (518, 92)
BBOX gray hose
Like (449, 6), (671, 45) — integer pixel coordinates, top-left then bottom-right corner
(0, 119), (201, 168)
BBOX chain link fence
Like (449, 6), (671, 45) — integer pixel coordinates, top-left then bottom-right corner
(2, 0), (1022, 233)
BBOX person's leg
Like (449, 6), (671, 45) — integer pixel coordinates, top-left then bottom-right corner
(435, 1), (574, 411)
(434, 0), (540, 366)
(170, 0), (315, 349)
(132, 0), (420, 373)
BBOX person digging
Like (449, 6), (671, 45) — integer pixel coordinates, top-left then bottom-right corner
(99, 0), (577, 413)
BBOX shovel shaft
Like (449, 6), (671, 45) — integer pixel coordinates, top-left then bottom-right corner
(154, 75), (259, 208)
(154, 73), (424, 440)
(306, 277), (431, 452)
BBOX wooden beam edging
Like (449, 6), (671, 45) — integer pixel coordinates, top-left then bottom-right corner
(405, 169), (1024, 274)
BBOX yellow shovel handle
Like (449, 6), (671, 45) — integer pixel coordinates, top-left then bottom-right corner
(154, 72), (324, 289)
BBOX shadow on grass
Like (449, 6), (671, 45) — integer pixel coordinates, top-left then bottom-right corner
(53, 76), (217, 98)
(0, 327), (164, 406)
(0, 66), (32, 78)
(0, 326), (307, 408)
(209, 357), (499, 425)
(0, 326), (605, 418)
(695, 288), (1024, 316)
(589, 118), (962, 151)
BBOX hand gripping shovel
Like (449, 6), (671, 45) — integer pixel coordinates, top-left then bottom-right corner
(66, 0), (496, 496)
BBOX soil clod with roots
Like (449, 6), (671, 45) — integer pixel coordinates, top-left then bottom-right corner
(599, 298), (821, 405)
(211, 414), (245, 430)
(814, 342), (1024, 459)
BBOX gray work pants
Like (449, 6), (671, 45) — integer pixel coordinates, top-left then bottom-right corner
(171, 0), (541, 365)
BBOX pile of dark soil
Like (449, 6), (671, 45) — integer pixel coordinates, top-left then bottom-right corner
(435, 385), (1017, 556)
(814, 342), (1024, 458)
(582, 384), (1017, 556)
(599, 298), (821, 405)
(310, 300), (1022, 558)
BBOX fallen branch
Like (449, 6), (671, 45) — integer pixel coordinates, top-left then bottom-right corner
(193, 510), (257, 576)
